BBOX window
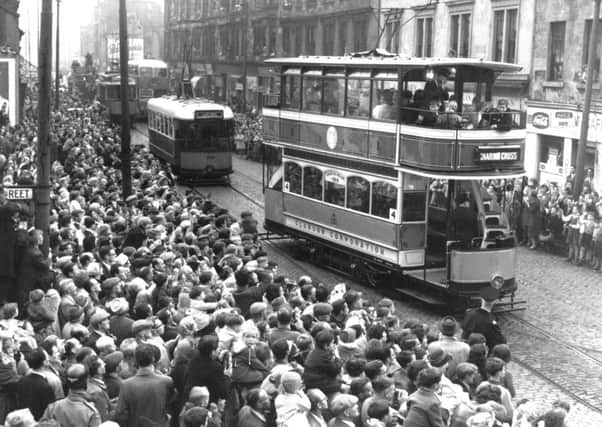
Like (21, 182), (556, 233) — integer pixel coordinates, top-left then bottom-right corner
(302, 73), (322, 112)
(415, 17), (433, 57)
(346, 73), (371, 117)
(295, 25), (303, 56)
(549, 21), (566, 80)
(402, 174), (428, 222)
(303, 166), (323, 200)
(353, 17), (368, 52)
(450, 13), (471, 57)
(322, 75), (344, 115)
(372, 73), (398, 121)
(323, 20), (335, 55)
(583, 19), (601, 82)
(305, 24), (316, 54)
(284, 162), (302, 194)
(385, 19), (401, 53)
(283, 70), (300, 109)
(492, 8), (518, 63)
(347, 176), (370, 213)
(282, 26), (292, 56)
(372, 181), (397, 220)
(338, 19), (348, 55)
(324, 170), (345, 207)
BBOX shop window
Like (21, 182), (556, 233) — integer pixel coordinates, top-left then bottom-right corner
(402, 174), (428, 222)
(372, 74), (398, 121)
(372, 181), (398, 220)
(548, 21), (566, 81)
(324, 170), (345, 207)
(302, 76), (322, 112)
(322, 77), (344, 115)
(283, 74), (301, 109)
(346, 73), (371, 118)
(303, 166), (323, 200)
(347, 176), (370, 213)
(284, 162), (302, 194)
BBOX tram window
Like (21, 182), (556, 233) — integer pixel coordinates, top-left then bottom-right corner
(129, 86), (136, 100)
(322, 78), (344, 115)
(371, 181), (397, 220)
(107, 86), (120, 99)
(346, 77), (371, 118)
(128, 65), (139, 75)
(303, 166), (323, 200)
(303, 77), (322, 112)
(140, 67), (153, 77)
(372, 76), (399, 121)
(284, 162), (302, 194)
(157, 68), (168, 78)
(324, 170), (345, 207)
(429, 179), (448, 208)
(402, 174), (428, 222)
(347, 176), (370, 214)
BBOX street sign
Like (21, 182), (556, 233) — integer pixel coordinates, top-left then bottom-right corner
(4, 187), (34, 200)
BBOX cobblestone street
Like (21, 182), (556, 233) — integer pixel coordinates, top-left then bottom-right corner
(191, 154), (602, 424)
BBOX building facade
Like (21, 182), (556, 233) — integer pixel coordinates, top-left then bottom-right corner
(81, 0), (164, 72)
(0, 0), (22, 125)
(164, 0), (379, 109)
(527, 0), (602, 192)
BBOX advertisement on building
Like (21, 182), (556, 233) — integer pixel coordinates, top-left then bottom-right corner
(0, 57), (18, 126)
(106, 35), (145, 64)
(527, 104), (601, 192)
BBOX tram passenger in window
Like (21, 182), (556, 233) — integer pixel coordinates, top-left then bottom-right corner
(372, 90), (394, 120)
(436, 100), (462, 129)
(405, 90), (425, 124)
(304, 81), (322, 112)
(451, 194), (479, 248)
(323, 81), (343, 115)
(417, 100), (441, 126)
(399, 90), (414, 124)
(424, 69), (450, 107)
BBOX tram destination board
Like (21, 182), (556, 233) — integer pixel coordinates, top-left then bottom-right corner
(473, 145), (521, 163)
(195, 110), (223, 120)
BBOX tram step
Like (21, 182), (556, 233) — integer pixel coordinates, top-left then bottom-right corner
(393, 287), (448, 306)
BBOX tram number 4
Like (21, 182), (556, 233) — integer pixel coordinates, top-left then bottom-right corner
(389, 209), (397, 221)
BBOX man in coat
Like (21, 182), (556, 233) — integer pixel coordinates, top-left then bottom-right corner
(404, 367), (446, 427)
(237, 388), (271, 427)
(114, 343), (174, 427)
(15, 348), (56, 420)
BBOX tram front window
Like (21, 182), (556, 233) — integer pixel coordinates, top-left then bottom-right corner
(347, 176), (370, 214)
(303, 166), (323, 200)
(372, 181), (397, 220)
(284, 162), (302, 194)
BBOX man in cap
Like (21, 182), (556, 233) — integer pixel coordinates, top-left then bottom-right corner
(86, 308), (115, 350)
(462, 286), (506, 354)
(432, 315), (470, 379)
(114, 344), (174, 427)
(427, 342), (470, 417)
(131, 319), (154, 344)
(108, 298), (133, 346)
(329, 394), (360, 427)
(103, 351), (124, 399)
(40, 363), (101, 427)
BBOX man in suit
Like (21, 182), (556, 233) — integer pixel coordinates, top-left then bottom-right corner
(114, 343), (174, 427)
(16, 348), (56, 420)
(404, 367), (447, 427)
(237, 388), (270, 427)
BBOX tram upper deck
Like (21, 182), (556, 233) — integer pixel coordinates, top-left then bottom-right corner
(261, 54), (525, 177)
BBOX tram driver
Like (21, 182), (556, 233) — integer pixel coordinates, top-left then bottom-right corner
(451, 193), (479, 248)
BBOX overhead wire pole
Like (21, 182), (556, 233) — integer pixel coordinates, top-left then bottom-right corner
(574, 0), (601, 198)
(119, 0), (132, 198)
(54, 0), (60, 110)
(36, 0), (53, 257)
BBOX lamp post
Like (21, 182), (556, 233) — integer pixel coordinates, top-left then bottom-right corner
(54, 0), (60, 110)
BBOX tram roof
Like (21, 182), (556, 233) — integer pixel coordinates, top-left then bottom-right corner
(147, 96), (234, 120)
(128, 59), (168, 69)
(264, 55), (522, 74)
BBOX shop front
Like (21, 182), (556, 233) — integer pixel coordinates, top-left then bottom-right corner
(526, 102), (602, 192)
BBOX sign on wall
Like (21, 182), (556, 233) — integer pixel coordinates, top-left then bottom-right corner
(107, 35), (144, 64)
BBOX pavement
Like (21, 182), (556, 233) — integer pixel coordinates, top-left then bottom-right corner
(133, 130), (602, 425)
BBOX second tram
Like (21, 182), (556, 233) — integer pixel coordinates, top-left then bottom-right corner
(128, 59), (169, 114)
(96, 73), (139, 120)
(261, 52), (526, 311)
(147, 96), (235, 181)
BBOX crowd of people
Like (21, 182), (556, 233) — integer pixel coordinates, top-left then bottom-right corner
(0, 86), (578, 427)
(234, 114), (263, 162)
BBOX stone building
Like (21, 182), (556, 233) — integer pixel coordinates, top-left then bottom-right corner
(527, 0), (602, 192)
(0, 0), (22, 125)
(164, 0), (379, 109)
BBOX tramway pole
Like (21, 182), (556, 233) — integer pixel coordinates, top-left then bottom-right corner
(119, 0), (132, 198)
(54, 0), (60, 111)
(575, 0), (601, 198)
(36, 0), (53, 257)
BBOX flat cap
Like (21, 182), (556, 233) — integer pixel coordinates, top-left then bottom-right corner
(131, 319), (154, 335)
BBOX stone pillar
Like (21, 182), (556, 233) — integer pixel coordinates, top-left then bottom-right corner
(524, 131), (540, 180)
(562, 137), (573, 179)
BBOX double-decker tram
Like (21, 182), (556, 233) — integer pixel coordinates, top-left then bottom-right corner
(261, 51), (526, 311)
(147, 95), (235, 182)
(128, 59), (169, 114)
(96, 73), (139, 120)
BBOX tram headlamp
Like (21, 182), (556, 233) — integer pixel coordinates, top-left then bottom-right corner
(490, 273), (504, 290)
(425, 68), (435, 80)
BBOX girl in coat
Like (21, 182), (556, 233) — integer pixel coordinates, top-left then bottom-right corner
(274, 371), (311, 427)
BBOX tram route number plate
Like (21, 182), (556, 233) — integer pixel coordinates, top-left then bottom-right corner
(474, 146), (520, 163)
(4, 187), (34, 200)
